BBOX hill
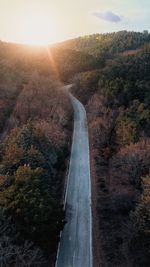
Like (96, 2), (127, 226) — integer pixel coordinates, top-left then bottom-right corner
(56, 30), (150, 56)
(0, 30), (150, 266)
(71, 32), (150, 266)
(0, 41), (73, 266)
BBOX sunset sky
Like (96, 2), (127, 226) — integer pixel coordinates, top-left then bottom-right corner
(0, 0), (149, 45)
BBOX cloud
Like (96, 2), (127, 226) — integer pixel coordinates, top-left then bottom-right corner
(93, 11), (122, 23)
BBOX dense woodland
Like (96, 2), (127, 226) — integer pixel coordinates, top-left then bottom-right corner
(71, 31), (150, 266)
(0, 30), (150, 266)
(0, 43), (73, 266)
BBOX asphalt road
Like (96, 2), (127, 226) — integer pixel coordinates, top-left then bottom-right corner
(56, 93), (92, 267)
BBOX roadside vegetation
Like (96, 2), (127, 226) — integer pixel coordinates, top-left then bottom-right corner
(0, 30), (150, 266)
(71, 31), (150, 266)
(0, 43), (72, 266)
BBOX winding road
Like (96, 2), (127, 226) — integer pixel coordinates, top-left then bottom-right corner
(56, 92), (92, 267)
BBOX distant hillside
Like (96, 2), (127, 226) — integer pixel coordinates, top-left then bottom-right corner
(56, 30), (150, 57)
(50, 31), (150, 82)
(1, 31), (149, 85)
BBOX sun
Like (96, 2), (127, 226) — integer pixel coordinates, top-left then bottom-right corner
(19, 11), (55, 46)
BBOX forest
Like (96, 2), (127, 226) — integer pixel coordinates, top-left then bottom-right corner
(0, 30), (150, 266)
(0, 42), (73, 266)
(71, 31), (150, 266)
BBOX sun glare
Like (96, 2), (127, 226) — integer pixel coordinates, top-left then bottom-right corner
(19, 11), (55, 46)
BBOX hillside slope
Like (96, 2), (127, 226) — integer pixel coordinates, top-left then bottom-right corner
(71, 34), (150, 266)
(0, 42), (73, 266)
(0, 30), (150, 266)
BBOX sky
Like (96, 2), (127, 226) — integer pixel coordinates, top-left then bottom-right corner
(0, 0), (150, 45)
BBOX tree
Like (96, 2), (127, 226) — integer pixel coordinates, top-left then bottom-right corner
(128, 173), (150, 265)
(0, 166), (65, 249)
